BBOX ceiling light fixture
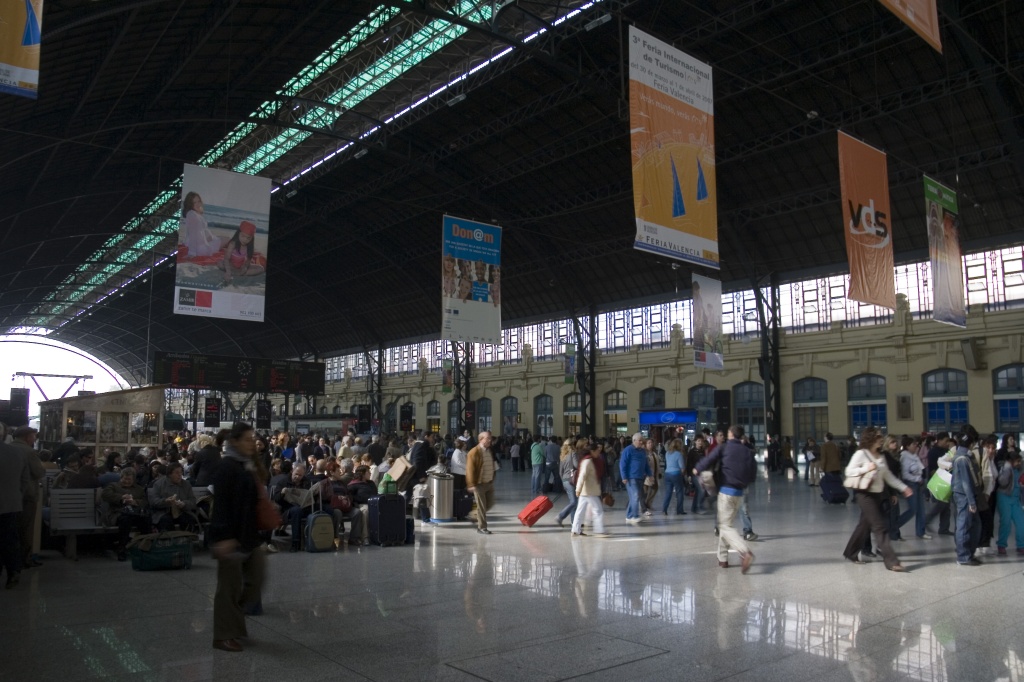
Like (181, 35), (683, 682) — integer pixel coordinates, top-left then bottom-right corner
(447, 93), (467, 106)
(585, 14), (611, 30)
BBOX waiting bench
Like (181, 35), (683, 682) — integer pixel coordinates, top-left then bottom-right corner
(46, 489), (118, 560)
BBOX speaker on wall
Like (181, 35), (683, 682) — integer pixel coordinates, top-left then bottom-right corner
(7, 388), (29, 428)
(960, 338), (985, 370)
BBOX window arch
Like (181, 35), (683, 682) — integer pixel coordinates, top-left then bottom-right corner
(426, 400), (440, 417)
(733, 382), (764, 447)
(564, 393), (581, 412)
(320, 405), (328, 415)
(689, 384), (717, 433)
(793, 378), (828, 446)
(993, 364), (1023, 432)
(604, 390), (627, 436)
(604, 390), (627, 411)
(923, 369), (968, 433)
(501, 396), (518, 436)
(640, 387), (665, 409)
(535, 394), (554, 437)
(447, 399), (460, 436)
(476, 397), (492, 435)
(333, 405), (342, 416)
(848, 374), (887, 437)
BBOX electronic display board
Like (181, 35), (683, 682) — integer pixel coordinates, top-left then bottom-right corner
(153, 351), (325, 395)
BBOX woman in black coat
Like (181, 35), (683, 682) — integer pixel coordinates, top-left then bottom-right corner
(209, 422), (264, 653)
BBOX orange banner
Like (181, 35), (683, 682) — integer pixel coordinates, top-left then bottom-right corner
(878, 0), (941, 53)
(839, 132), (896, 310)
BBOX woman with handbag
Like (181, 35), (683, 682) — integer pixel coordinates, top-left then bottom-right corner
(842, 427), (913, 571)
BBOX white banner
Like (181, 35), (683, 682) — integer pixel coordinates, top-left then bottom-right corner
(174, 165), (271, 322)
(692, 273), (723, 369)
(441, 215), (502, 344)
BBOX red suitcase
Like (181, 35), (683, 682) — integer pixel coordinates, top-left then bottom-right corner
(518, 495), (553, 527)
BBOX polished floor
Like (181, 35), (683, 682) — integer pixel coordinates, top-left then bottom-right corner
(3, 467), (1023, 682)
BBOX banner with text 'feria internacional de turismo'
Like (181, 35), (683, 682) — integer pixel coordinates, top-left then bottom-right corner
(0, 0), (43, 98)
(442, 215), (502, 344)
(629, 26), (719, 269)
(175, 164), (272, 322)
(877, 0), (942, 53)
(925, 175), (965, 328)
(839, 132), (896, 310)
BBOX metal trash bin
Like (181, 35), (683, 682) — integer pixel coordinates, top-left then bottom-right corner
(429, 473), (454, 522)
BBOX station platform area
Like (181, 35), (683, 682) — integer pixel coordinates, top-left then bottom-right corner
(3, 467), (1022, 682)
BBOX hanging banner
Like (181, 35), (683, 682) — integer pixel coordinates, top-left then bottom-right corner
(441, 215), (502, 344)
(878, 0), (941, 53)
(692, 273), (724, 370)
(629, 26), (718, 269)
(441, 359), (453, 394)
(0, 0), (42, 99)
(563, 345), (575, 385)
(175, 164), (271, 322)
(839, 132), (896, 310)
(925, 176), (965, 328)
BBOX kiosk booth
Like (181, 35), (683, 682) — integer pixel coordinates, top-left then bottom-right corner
(637, 408), (699, 445)
(38, 385), (166, 452)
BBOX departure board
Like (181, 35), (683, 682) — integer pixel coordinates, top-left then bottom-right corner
(153, 351), (325, 394)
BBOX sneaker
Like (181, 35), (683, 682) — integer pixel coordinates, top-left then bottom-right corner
(918, 533), (933, 539)
(265, 543), (279, 553)
(958, 558), (982, 566)
(858, 552), (873, 563)
(938, 530), (954, 536)
(625, 518), (641, 525)
(744, 532), (758, 541)
(643, 511), (653, 517)
(862, 550), (877, 558)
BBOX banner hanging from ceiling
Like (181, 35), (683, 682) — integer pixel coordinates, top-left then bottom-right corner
(0, 0), (43, 99)
(839, 132), (896, 310)
(692, 273), (724, 370)
(878, 0), (942, 53)
(441, 215), (502, 344)
(629, 26), (719, 269)
(175, 164), (271, 322)
(924, 175), (966, 328)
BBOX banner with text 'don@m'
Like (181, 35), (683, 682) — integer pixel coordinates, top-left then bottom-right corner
(442, 215), (502, 344)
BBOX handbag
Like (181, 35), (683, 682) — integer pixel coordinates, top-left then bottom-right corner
(843, 451), (878, 490)
(601, 492), (614, 507)
(255, 482), (283, 531)
(926, 468), (953, 503)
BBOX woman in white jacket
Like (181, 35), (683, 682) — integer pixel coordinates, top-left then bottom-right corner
(842, 427), (913, 571)
(571, 445), (608, 537)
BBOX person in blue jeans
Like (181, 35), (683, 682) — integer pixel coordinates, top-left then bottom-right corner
(686, 436), (708, 513)
(951, 426), (983, 566)
(620, 432), (651, 524)
(995, 451), (1024, 555)
(895, 436), (927, 538)
(661, 438), (688, 515)
(555, 440), (582, 526)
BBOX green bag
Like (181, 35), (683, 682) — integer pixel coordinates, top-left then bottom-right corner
(927, 469), (952, 503)
(378, 474), (398, 495)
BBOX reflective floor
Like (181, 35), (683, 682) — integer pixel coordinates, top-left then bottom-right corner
(4, 469), (1023, 682)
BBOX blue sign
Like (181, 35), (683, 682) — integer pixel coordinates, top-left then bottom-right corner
(638, 409), (698, 426)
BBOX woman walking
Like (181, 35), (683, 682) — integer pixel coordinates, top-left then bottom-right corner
(209, 422), (266, 652)
(661, 438), (687, 516)
(554, 439), (582, 527)
(843, 427), (913, 572)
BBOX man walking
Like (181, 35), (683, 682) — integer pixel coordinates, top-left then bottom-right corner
(466, 431), (497, 535)
(530, 437), (546, 495)
(695, 425), (757, 573)
(619, 433), (651, 525)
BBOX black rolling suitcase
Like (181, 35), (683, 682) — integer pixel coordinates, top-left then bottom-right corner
(820, 473), (850, 504)
(368, 494), (405, 546)
(453, 489), (475, 520)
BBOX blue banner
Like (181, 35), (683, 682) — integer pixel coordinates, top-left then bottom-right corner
(442, 215), (502, 344)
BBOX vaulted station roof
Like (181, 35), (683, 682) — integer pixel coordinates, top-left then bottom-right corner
(1, 0), (1021, 385)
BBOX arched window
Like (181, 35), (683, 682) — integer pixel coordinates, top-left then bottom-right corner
(426, 400), (440, 417)
(923, 369), (968, 432)
(384, 402), (397, 433)
(535, 394), (554, 437)
(476, 397), (492, 435)
(501, 396), (518, 436)
(320, 405), (328, 415)
(564, 393), (581, 436)
(847, 374), (887, 438)
(640, 387), (665, 409)
(733, 382), (764, 447)
(333, 405), (342, 416)
(689, 384), (717, 433)
(604, 390), (627, 436)
(994, 365), (1024, 432)
(793, 378), (828, 447)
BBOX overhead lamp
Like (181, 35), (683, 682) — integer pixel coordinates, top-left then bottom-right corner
(447, 93), (466, 106)
(286, 189), (298, 198)
(585, 14), (611, 31)
(354, 149), (369, 159)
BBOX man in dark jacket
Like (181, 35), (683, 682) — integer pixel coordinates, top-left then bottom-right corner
(695, 425), (757, 573)
(208, 422), (264, 653)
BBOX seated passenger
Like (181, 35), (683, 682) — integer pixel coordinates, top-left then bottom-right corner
(148, 462), (199, 532)
(101, 468), (150, 561)
(68, 451), (101, 489)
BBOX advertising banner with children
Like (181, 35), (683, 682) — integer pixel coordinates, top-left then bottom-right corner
(174, 164), (271, 322)
(629, 26), (719, 269)
(441, 215), (501, 344)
